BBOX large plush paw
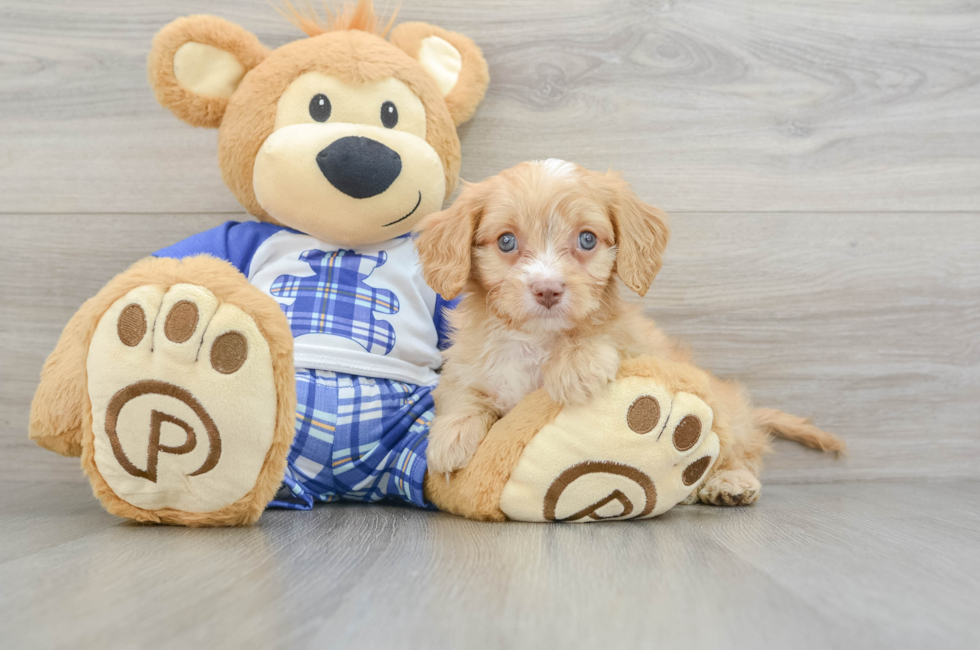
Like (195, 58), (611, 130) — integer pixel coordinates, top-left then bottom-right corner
(697, 468), (761, 506)
(86, 284), (279, 515)
(498, 376), (720, 522)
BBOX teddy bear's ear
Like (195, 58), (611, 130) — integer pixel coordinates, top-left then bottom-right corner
(148, 15), (270, 128)
(389, 23), (489, 126)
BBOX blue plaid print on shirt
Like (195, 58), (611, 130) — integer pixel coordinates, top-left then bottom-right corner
(270, 249), (400, 355)
(270, 370), (434, 510)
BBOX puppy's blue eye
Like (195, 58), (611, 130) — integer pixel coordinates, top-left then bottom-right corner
(497, 233), (517, 253)
(579, 231), (598, 250)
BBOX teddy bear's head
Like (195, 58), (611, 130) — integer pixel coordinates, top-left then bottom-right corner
(148, 1), (488, 247)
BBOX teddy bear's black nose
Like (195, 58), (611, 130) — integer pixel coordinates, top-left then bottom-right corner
(316, 136), (402, 199)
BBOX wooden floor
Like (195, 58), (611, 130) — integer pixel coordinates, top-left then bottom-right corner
(0, 480), (977, 649)
(1, 0), (979, 648)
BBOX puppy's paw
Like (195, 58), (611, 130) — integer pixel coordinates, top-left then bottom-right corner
(698, 468), (761, 506)
(544, 341), (620, 405)
(679, 492), (700, 505)
(426, 415), (491, 474)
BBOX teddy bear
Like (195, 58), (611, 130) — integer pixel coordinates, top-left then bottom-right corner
(28, 1), (726, 526)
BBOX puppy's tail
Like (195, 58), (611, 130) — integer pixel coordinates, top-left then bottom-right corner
(753, 408), (846, 456)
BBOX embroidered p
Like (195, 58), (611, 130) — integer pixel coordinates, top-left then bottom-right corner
(104, 380), (222, 483)
(270, 249), (400, 355)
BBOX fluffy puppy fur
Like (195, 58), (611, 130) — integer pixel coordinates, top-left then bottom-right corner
(415, 159), (844, 506)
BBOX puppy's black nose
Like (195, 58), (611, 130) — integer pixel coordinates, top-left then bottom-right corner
(316, 136), (402, 199)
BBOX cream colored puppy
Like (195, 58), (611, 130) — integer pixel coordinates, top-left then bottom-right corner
(415, 160), (843, 505)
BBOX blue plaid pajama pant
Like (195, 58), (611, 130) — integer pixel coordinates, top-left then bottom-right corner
(268, 369), (435, 510)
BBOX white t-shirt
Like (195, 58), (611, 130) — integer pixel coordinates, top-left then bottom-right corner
(155, 221), (456, 386)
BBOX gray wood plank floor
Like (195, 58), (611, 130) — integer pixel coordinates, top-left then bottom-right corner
(1, 0), (979, 648)
(1, 481), (978, 650)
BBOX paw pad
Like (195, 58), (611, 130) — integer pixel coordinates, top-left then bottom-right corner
(163, 300), (199, 343)
(627, 395), (660, 434)
(210, 332), (248, 374)
(115, 299), (249, 375)
(682, 456), (712, 486)
(117, 304), (146, 347)
(672, 415), (702, 451)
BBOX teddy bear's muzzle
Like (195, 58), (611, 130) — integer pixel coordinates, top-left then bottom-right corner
(316, 135), (403, 199)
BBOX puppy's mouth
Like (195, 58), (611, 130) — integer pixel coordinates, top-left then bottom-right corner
(382, 191), (422, 227)
(534, 304), (566, 317)
(528, 300), (572, 325)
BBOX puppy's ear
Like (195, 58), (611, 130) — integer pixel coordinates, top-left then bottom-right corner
(602, 174), (670, 297)
(389, 23), (490, 126)
(414, 182), (486, 300)
(148, 15), (269, 128)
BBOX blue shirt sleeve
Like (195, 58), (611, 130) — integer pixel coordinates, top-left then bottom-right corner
(153, 221), (285, 277)
(433, 294), (461, 351)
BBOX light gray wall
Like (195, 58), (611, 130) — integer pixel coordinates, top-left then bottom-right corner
(2, 0), (978, 483)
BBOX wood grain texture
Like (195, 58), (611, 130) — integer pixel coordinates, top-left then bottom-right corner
(0, 480), (978, 650)
(2, 212), (977, 483)
(1, 0), (979, 214)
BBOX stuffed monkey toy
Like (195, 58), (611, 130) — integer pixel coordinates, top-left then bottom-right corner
(29, 1), (722, 525)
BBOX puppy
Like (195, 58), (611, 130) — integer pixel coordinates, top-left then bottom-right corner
(415, 159), (844, 505)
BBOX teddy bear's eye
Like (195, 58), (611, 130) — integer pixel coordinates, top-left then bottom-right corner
(380, 101), (398, 128)
(309, 94), (331, 122)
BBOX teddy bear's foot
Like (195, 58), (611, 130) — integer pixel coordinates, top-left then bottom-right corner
(498, 374), (720, 522)
(85, 283), (284, 525)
